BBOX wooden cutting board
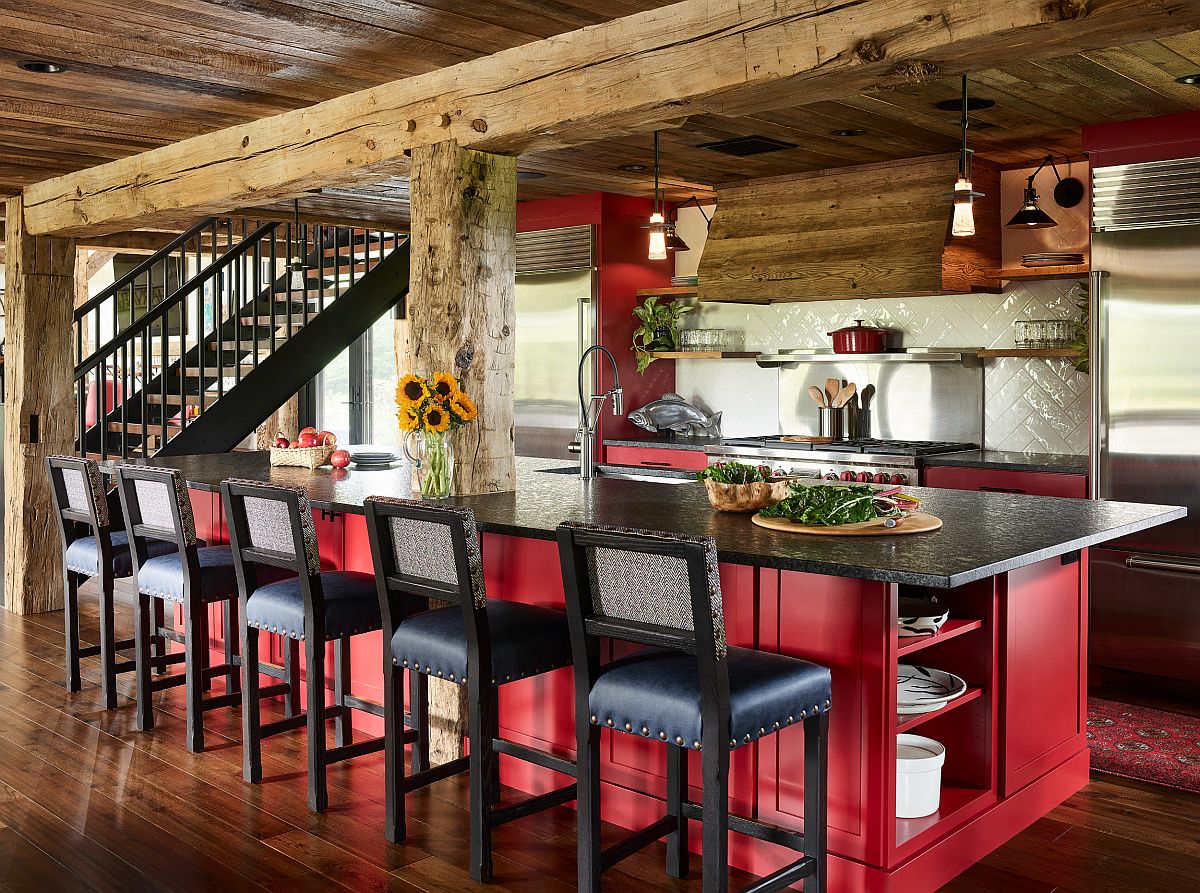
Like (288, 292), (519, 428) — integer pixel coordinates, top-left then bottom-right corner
(751, 511), (943, 536)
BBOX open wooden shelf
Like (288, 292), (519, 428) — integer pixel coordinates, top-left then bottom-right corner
(650, 351), (758, 359)
(896, 687), (984, 734)
(635, 286), (698, 298)
(895, 781), (996, 851)
(976, 348), (1082, 359)
(984, 264), (1089, 282)
(897, 619), (984, 659)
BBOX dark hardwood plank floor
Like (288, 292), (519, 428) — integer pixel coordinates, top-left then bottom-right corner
(0, 581), (1196, 892)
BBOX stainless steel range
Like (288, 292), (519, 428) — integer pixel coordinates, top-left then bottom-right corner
(706, 436), (977, 486)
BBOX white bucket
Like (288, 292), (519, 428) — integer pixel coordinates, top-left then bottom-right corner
(896, 734), (946, 818)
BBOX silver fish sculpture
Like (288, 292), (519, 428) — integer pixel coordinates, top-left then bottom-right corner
(628, 393), (722, 437)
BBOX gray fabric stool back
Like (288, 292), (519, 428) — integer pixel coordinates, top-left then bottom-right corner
(557, 521), (829, 893)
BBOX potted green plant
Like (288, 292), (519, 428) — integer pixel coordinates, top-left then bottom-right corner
(631, 295), (692, 373)
(1067, 281), (1089, 374)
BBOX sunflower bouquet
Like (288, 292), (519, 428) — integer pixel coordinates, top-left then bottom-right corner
(396, 372), (477, 498)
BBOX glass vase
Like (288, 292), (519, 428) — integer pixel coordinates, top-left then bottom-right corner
(404, 430), (454, 499)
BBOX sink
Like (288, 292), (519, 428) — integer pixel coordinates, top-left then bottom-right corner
(538, 465), (695, 485)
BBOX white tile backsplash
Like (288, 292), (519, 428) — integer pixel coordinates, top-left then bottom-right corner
(673, 280), (1089, 453)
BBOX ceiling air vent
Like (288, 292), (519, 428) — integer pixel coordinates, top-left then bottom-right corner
(696, 135), (798, 157)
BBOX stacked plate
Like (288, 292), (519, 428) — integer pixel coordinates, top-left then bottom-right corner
(897, 664), (967, 715)
(349, 447), (401, 467)
(1021, 252), (1084, 267)
(898, 596), (949, 638)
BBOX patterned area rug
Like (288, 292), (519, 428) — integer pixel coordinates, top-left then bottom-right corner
(1087, 697), (1200, 793)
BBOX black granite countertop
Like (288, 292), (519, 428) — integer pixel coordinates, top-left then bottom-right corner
(924, 450), (1089, 475)
(603, 436), (719, 452)
(112, 453), (1182, 589)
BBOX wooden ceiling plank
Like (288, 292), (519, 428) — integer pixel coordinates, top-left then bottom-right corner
(1082, 44), (1200, 103)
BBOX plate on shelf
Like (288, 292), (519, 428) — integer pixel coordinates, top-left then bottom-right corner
(898, 596), (949, 638)
(897, 664), (967, 714)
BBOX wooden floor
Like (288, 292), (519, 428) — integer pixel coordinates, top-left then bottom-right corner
(0, 584), (1197, 893)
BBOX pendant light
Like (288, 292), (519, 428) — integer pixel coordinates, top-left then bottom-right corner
(1006, 155), (1061, 229)
(951, 74), (984, 238)
(646, 131), (668, 260)
(288, 199), (307, 290)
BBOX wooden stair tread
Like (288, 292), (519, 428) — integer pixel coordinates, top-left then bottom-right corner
(106, 422), (183, 435)
(145, 393), (205, 406)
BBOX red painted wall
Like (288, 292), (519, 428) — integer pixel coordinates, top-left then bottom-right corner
(517, 192), (675, 442)
(1083, 110), (1200, 167)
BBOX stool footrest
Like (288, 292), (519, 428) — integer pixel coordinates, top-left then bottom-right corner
(150, 674), (187, 692)
(261, 714), (308, 738)
(492, 737), (576, 778)
(491, 783), (577, 828)
(402, 755), (470, 793)
(78, 644), (102, 658)
(738, 857), (817, 893)
(256, 682), (290, 699)
(114, 638), (136, 651)
(600, 815), (678, 872)
(342, 693), (384, 718)
(257, 660), (288, 681)
(150, 652), (187, 669)
(326, 736), (385, 765)
(202, 662), (237, 680)
(679, 803), (806, 852)
(201, 692), (243, 712)
(156, 628), (186, 646)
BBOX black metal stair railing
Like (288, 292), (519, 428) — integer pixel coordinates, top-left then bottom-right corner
(75, 218), (407, 460)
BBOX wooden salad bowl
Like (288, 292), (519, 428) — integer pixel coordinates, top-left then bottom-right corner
(703, 477), (801, 513)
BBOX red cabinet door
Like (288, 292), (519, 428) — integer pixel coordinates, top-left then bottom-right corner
(923, 465), (1087, 498)
(605, 445), (709, 471)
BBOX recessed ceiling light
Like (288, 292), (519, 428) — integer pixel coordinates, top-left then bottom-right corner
(617, 163), (647, 172)
(831, 128), (865, 137)
(934, 96), (995, 112)
(18, 60), (66, 74)
(1176, 73), (1200, 85)
(516, 170), (546, 180)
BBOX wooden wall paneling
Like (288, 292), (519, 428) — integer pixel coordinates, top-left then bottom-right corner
(2, 195), (77, 615)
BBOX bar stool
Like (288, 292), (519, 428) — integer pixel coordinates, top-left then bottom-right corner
(222, 478), (395, 813)
(46, 456), (181, 709)
(115, 465), (257, 752)
(364, 497), (577, 883)
(556, 522), (831, 893)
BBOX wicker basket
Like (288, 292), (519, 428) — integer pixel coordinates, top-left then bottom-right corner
(269, 444), (336, 470)
(703, 477), (800, 513)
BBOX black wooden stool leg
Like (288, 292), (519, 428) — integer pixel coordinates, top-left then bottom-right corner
(241, 623), (263, 784)
(467, 679), (497, 883)
(223, 598), (241, 695)
(487, 691), (501, 807)
(306, 636), (329, 813)
(184, 599), (209, 753)
(384, 663), (408, 843)
(152, 598), (168, 676)
(98, 574), (119, 710)
(700, 740), (730, 893)
(577, 723), (603, 893)
(666, 744), (690, 878)
(134, 592), (154, 732)
(333, 637), (352, 748)
(283, 637), (301, 718)
(804, 712), (829, 893)
(408, 669), (429, 774)
(64, 572), (82, 693)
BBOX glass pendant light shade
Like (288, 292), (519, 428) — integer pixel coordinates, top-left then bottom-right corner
(289, 260), (306, 290)
(1006, 183), (1058, 228)
(951, 178), (976, 237)
(647, 211), (667, 260)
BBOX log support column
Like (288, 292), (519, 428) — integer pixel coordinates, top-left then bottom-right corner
(405, 141), (517, 762)
(4, 196), (77, 615)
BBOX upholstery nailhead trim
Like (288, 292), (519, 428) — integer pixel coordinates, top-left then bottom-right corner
(590, 715), (598, 724)
(606, 718), (614, 727)
(658, 731), (667, 741)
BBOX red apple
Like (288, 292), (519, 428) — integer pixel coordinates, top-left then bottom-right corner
(274, 432), (290, 448)
(329, 449), (351, 468)
(297, 432), (318, 448)
(288, 440), (300, 449)
(318, 431), (337, 447)
(299, 426), (318, 437)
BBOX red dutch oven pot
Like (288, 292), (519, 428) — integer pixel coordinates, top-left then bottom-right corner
(828, 319), (887, 353)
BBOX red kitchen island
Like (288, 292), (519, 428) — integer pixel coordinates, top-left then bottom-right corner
(119, 453), (1184, 893)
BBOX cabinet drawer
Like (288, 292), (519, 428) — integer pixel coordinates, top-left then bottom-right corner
(923, 466), (1087, 498)
(605, 445), (709, 471)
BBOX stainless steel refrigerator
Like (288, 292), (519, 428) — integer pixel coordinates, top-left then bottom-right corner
(514, 224), (596, 460)
(1089, 156), (1200, 684)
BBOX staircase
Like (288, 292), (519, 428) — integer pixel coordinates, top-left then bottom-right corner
(74, 217), (409, 459)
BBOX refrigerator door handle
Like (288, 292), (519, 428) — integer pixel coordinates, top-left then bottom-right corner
(1088, 270), (1106, 500)
(1126, 555), (1200, 576)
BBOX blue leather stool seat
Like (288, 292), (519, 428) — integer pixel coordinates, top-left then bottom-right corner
(589, 647), (832, 749)
(246, 571), (381, 640)
(64, 531), (193, 578)
(391, 601), (572, 685)
(138, 545), (295, 604)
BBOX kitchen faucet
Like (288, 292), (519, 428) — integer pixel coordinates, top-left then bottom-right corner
(569, 345), (623, 480)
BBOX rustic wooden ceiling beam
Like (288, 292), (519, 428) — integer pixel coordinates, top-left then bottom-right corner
(22, 0), (1200, 237)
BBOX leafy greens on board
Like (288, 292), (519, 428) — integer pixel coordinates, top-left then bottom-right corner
(759, 483), (906, 527)
(696, 462), (775, 485)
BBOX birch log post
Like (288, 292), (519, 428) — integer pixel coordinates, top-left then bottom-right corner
(406, 140), (517, 763)
(3, 196), (77, 614)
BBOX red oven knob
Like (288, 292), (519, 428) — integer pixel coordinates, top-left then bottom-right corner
(840, 470), (855, 481)
(825, 472), (839, 481)
(856, 471), (871, 483)
(873, 472), (889, 484)
(890, 473), (907, 485)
